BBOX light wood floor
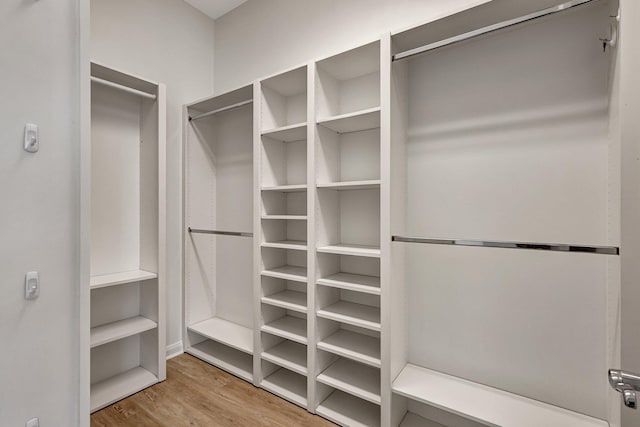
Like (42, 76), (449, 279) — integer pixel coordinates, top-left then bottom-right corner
(91, 354), (335, 427)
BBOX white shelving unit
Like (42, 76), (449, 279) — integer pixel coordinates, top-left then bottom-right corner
(257, 65), (312, 409)
(183, 84), (256, 383)
(89, 62), (166, 413)
(313, 40), (384, 426)
(182, 2), (625, 425)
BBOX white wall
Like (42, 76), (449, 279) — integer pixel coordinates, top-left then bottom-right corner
(0, 0), (83, 425)
(91, 0), (215, 355)
(214, 0), (486, 92)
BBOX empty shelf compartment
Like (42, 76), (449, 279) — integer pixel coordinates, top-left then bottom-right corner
(261, 340), (307, 375)
(261, 265), (307, 282)
(261, 122), (307, 142)
(90, 269), (157, 289)
(317, 272), (380, 295)
(317, 390), (380, 427)
(318, 329), (381, 368)
(317, 358), (381, 404)
(262, 289), (307, 312)
(318, 300), (381, 331)
(261, 367), (307, 408)
(392, 364), (608, 427)
(262, 315), (307, 344)
(188, 340), (253, 383)
(318, 107), (381, 134)
(188, 317), (253, 354)
(90, 366), (157, 412)
(90, 316), (157, 348)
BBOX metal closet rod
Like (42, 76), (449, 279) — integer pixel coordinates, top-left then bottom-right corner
(189, 99), (253, 122)
(392, 236), (619, 255)
(392, 0), (596, 62)
(90, 76), (157, 100)
(188, 227), (253, 237)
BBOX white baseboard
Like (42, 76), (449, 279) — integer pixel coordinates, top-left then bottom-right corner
(166, 341), (184, 360)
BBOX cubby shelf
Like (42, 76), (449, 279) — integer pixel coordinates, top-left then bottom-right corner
(399, 413), (446, 427)
(317, 180), (381, 191)
(317, 272), (381, 295)
(90, 316), (157, 348)
(261, 184), (308, 193)
(261, 240), (307, 251)
(317, 301), (381, 331)
(262, 290), (307, 313)
(188, 317), (253, 354)
(317, 107), (381, 134)
(261, 215), (308, 221)
(90, 269), (157, 290)
(261, 340), (308, 376)
(317, 244), (381, 258)
(392, 364), (609, 427)
(188, 340), (253, 383)
(318, 358), (381, 405)
(261, 265), (307, 282)
(262, 316), (308, 344)
(318, 329), (381, 368)
(261, 368), (308, 408)
(262, 122), (307, 142)
(90, 367), (157, 412)
(317, 390), (381, 427)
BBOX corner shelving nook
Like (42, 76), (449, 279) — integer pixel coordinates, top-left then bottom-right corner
(183, 84), (256, 383)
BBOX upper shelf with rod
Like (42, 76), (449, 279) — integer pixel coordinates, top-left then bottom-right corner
(91, 62), (159, 99)
(391, 0), (605, 61)
(187, 84), (253, 122)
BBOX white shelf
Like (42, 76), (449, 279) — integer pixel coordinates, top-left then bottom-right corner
(392, 364), (609, 427)
(317, 107), (381, 133)
(318, 301), (381, 331)
(187, 340), (253, 383)
(90, 366), (157, 412)
(317, 272), (381, 295)
(318, 329), (381, 368)
(90, 269), (157, 289)
(262, 215), (308, 220)
(261, 184), (308, 193)
(261, 340), (308, 376)
(317, 358), (381, 405)
(90, 316), (157, 348)
(317, 390), (381, 427)
(317, 244), (381, 258)
(262, 316), (307, 344)
(317, 180), (381, 191)
(262, 122), (307, 142)
(262, 290), (307, 313)
(261, 265), (307, 282)
(261, 368), (307, 408)
(188, 317), (253, 354)
(400, 413), (446, 427)
(261, 240), (307, 251)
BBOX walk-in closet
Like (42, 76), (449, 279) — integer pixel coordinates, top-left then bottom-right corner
(4, 0), (640, 426)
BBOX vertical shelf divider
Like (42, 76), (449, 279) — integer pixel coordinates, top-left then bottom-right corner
(307, 62), (318, 412)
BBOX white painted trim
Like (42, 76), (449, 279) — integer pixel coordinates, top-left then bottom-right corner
(166, 341), (184, 360)
(77, 0), (91, 424)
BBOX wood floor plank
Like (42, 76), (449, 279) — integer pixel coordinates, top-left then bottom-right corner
(91, 354), (335, 427)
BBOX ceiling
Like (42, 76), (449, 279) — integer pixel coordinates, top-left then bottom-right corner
(184, 0), (248, 20)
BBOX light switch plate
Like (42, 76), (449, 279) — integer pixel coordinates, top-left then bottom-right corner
(24, 123), (39, 153)
(25, 271), (39, 300)
(26, 418), (39, 427)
